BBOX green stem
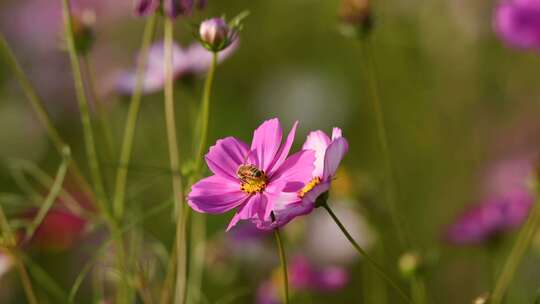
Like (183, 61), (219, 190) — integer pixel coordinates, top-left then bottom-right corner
(491, 193), (540, 304)
(81, 55), (115, 161)
(187, 49), (218, 304)
(360, 40), (409, 247)
(0, 32), (92, 201)
(60, 0), (109, 217)
(10, 159), (89, 218)
(25, 148), (71, 240)
(15, 253), (39, 304)
(112, 13), (158, 220)
(0, 202), (15, 246)
(162, 19), (187, 304)
(61, 1), (131, 302)
(194, 52), (217, 170)
(274, 229), (289, 304)
(322, 203), (412, 304)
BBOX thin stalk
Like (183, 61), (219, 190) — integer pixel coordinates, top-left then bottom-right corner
(360, 40), (410, 247)
(0, 32), (92, 199)
(491, 193), (540, 304)
(187, 213), (206, 304)
(187, 50), (218, 304)
(61, 1), (130, 302)
(194, 52), (217, 170)
(14, 253), (38, 304)
(25, 148), (71, 240)
(60, 0), (109, 217)
(160, 244), (177, 304)
(273, 229), (289, 304)
(112, 14), (158, 220)
(0, 203), (15, 246)
(322, 203), (412, 304)
(81, 55), (115, 160)
(10, 159), (89, 218)
(162, 19), (187, 304)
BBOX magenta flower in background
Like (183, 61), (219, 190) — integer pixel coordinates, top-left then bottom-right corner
(446, 196), (532, 244)
(116, 40), (238, 95)
(494, 0), (540, 51)
(188, 118), (315, 231)
(289, 256), (349, 291)
(135, 0), (160, 16)
(134, 0), (207, 18)
(25, 209), (87, 251)
(446, 157), (535, 245)
(256, 255), (349, 304)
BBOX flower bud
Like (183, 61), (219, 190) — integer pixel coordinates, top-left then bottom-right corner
(164, 0), (194, 19)
(338, 0), (374, 39)
(199, 18), (233, 52)
(135, 0), (160, 16)
(71, 9), (96, 55)
(472, 293), (490, 304)
(398, 251), (422, 278)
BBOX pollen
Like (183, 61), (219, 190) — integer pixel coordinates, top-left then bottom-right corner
(298, 177), (321, 198)
(240, 176), (267, 194)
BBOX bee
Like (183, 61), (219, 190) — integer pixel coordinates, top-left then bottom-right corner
(236, 164), (266, 183)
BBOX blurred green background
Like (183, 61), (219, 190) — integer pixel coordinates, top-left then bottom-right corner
(1, 0), (540, 303)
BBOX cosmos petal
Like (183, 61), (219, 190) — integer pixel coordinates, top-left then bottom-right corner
(271, 150), (315, 192)
(205, 137), (249, 182)
(322, 137), (348, 180)
(250, 118), (283, 172)
(268, 121), (299, 176)
(302, 130), (331, 178)
(188, 175), (248, 214)
(226, 193), (266, 231)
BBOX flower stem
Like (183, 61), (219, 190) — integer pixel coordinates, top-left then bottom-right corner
(112, 13), (158, 220)
(25, 148), (71, 241)
(360, 40), (410, 247)
(195, 52), (218, 170)
(60, 0), (109, 217)
(61, 1), (130, 302)
(274, 229), (289, 304)
(322, 203), (412, 304)
(14, 253), (38, 304)
(81, 55), (115, 161)
(0, 32), (92, 203)
(491, 192), (540, 304)
(187, 50), (218, 304)
(162, 19), (187, 304)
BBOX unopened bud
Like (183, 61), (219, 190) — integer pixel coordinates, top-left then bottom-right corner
(135, 0), (160, 17)
(472, 293), (490, 304)
(338, 0), (373, 38)
(398, 251), (422, 278)
(199, 18), (233, 52)
(72, 9), (96, 55)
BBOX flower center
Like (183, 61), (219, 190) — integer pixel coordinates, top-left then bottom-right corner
(298, 177), (321, 198)
(237, 164), (268, 194)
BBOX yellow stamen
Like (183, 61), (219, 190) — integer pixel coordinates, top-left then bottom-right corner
(298, 177), (321, 198)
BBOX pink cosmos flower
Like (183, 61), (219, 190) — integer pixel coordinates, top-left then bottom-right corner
(300, 127), (348, 202)
(187, 118), (315, 231)
(116, 40), (238, 95)
(277, 128), (349, 217)
(494, 0), (540, 51)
